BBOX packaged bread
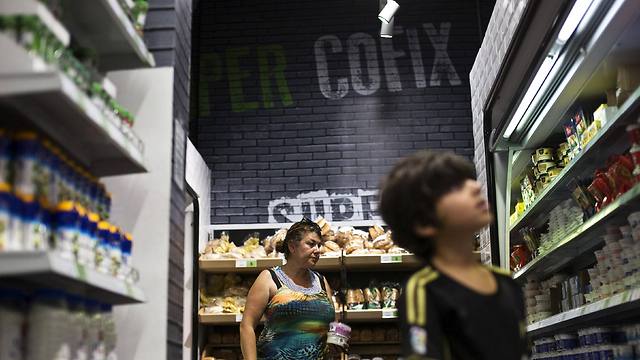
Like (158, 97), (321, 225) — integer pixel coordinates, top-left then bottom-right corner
(315, 216), (332, 236)
(335, 226), (354, 247)
(387, 246), (408, 254)
(369, 225), (385, 240)
(322, 229), (336, 243)
(364, 286), (382, 309)
(324, 240), (340, 252)
(347, 289), (365, 310)
(352, 229), (369, 242)
(382, 285), (399, 309)
(372, 233), (394, 251)
(345, 239), (364, 254)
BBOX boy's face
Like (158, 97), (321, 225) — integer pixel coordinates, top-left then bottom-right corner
(434, 178), (492, 234)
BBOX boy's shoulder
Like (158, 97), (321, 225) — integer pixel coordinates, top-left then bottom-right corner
(405, 265), (441, 291)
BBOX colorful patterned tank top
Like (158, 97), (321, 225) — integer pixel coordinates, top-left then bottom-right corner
(256, 267), (335, 360)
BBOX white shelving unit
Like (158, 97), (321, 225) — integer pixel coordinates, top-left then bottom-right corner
(60, 0), (155, 71)
(0, 32), (146, 176)
(0, 252), (144, 304)
(0, 0), (152, 310)
(527, 288), (640, 337)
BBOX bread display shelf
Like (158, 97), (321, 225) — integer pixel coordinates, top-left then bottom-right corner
(343, 254), (422, 270)
(343, 309), (399, 322)
(199, 256), (344, 273)
(199, 309), (340, 325)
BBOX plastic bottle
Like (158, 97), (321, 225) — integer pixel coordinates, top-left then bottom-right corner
(0, 183), (12, 252)
(85, 301), (104, 360)
(120, 233), (132, 282)
(13, 131), (42, 201)
(75, 204), (90, 266)
(96, 222), (111, 275)
(54, 201), (79, 261)
(7, 195), (24, 252)
(108, 227), (122, 278)
(21, 197), (48, 251)
(0, 288), (26, 360)
(67, 295), (88, 360)
(87, 213), (99, 269)
(26, 289), (71, 360)
(100, 304), (117, 360)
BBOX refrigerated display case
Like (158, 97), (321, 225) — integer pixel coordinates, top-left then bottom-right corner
(486, 0), (640, 348)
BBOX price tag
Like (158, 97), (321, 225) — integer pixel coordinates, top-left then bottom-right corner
(75, 263), (87, 281)
(235, 314), (243, 322)
(235, 259), (257, 268)
(382, 309), (397, 318)
(380, 255), (402, 264)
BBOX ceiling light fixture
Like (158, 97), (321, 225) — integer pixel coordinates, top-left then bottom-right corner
(378, 0), (399, 24)
(380, 17), (394, 38)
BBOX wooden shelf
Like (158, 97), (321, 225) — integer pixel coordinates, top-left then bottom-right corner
(344, 309), (398, 322)
(343, 254), (422, 271)
(199, 310), (243, 325)
(0, 251), (145, 305)
(199, 257), (284, 273)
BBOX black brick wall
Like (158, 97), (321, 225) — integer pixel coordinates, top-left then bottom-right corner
(192, 0), (495, 225)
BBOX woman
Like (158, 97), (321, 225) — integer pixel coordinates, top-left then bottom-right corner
(240, 218), (338, 360)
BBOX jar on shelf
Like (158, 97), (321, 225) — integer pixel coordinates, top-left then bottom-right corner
(510, 244), (530, 272)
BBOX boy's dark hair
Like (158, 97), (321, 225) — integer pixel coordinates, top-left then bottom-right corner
(276, 218), (322, 259)
(379, 150), (476, 261)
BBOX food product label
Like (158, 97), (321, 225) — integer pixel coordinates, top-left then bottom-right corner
(381, 255), (402, 264)
(235, 314), (243, 322)
(75, 262), (87, 281)
(235, 259), (257, 268)
(382, 309), (397, 318)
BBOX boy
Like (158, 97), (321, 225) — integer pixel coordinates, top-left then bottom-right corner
(379, 151), (526, 360)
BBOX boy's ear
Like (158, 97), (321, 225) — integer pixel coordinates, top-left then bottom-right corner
(415, 224), (437, 238)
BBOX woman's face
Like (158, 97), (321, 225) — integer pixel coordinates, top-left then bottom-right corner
(289, 232), (322, 268)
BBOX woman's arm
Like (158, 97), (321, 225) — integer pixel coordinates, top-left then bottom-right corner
(323, 277), (338, 321)
(240, 270), (274, 360)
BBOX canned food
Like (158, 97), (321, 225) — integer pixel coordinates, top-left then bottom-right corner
(532, 148), (555, 164)
(537, 161), (556, 174)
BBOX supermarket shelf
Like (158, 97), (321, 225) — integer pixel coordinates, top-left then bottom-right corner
(344, 309), (399, 322)
(0, 0), (70, 46)
(514, 183), (640, 281)
(60, 0), (155, 71)
(199, 311), (244, 325)
(199, 256), (343, 273)
(0, 34), (147, 176)
(527, 287), (640, 337)
(343, 254), (423, 271)
(199, 257), (284, 273)
(210, 220), (386, 231)
(0, 251), (145, 305)
(510, 85), (640, 235)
